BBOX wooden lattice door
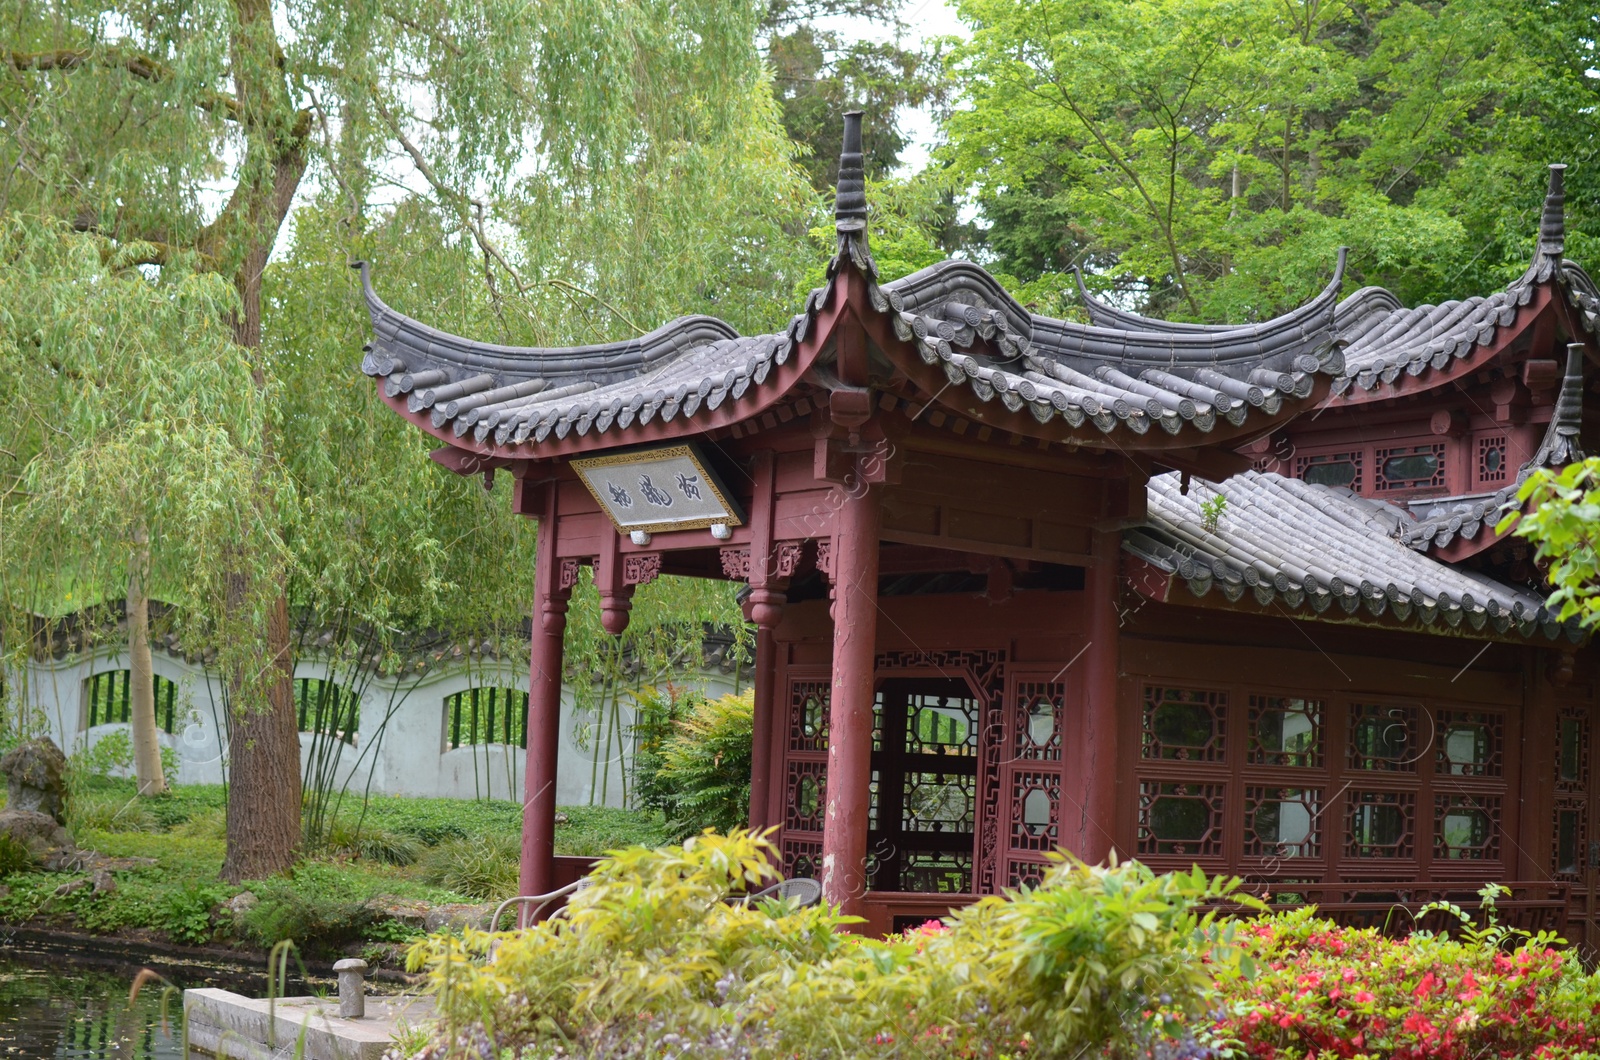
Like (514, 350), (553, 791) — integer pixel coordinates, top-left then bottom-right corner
(866, 678), (980, 893)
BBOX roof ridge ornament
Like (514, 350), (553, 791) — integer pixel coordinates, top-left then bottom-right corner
(1523, 163), (1568, 283)
(834, 110), (868, 234)
(1539, 164), (1567, 259)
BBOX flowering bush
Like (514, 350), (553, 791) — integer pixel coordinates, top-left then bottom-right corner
(404, 832), (1254, 1059)
(1209, 903), (1600, 1059)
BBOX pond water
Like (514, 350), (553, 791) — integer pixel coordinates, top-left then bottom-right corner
(0, 956), (191, 1059)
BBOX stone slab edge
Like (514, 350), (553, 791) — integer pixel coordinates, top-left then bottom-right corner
(184, 987), (429, 1060)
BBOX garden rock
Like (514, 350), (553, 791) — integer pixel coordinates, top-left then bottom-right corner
(423, 903), (492, 933)
(91, 869), (117, 895)
(0, 808), (78, 870)
(54, 877), (90, 897)
(373, 895), (430, 930)
(0, 738), (68, 824)
(217, 890), (258, 930)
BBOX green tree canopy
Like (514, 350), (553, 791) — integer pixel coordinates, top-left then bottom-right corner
(942, 0), (1600, 320)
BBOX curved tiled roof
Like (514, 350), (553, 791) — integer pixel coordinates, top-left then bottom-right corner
(1080, 166), (1599, 399)
(1398, 342), (1587, 552)
(1125, 470), (1579, 641)
(360, 115), (1348, 454)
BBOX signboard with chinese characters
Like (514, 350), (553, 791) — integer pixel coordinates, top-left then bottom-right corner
(571, 444), (745, 534)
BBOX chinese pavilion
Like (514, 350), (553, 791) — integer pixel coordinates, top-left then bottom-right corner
(359, 115), (1600, 938)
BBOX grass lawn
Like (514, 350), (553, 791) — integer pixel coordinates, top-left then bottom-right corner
(0, 778), (669, 960)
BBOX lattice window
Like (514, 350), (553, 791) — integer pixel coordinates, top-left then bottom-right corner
(1296, 451), (1363, 491)
(1434, 794), (1501, 861)
(1006, 858), (1049, 890)
(294, 678), (358, 744)
(1557, 708), (1587, 792)
(782, 837), (822, 881)
(903, 771), (976, 833)
(1009, 770), (1061, 852)
(1014, 683), (1064, 761)
(1141, 686), (1227, 762)
(1374, 443), (1447, 492)
(788, 681), (829, 752)
(1554, 798), (1587, 882)
(1346, 791), (1415, 859)
(1248, 695), (1322, 767)
(786, 760), (826, 832)
(1348, 703), (1418, 772)
(84, 670), (182, 734)
(1435, 710), (1503, 778)
(905, 689), (978, 757)
(1137, 780), (1224, 857)
(899, 849), (972, 893)
(1245, 786), (1322, 859)
(444, 686), (528, 748)
(1476, 435), (1509, 486)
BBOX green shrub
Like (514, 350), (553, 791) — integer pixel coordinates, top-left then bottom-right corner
(419, 833), (519, 900)
(170, 807), (227, 840)
(158, 881), (231, 945)
(633, 688), (753, 841)
(0, 834), (35, 876)
(69, 791), (158, 835)
(324, 818), (421, 866)
(241, 864), (378, 952)
(407, 836), (1253, 1059)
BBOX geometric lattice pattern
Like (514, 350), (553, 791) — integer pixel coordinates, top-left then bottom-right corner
(1247, 695), (1321, 768)
(1434, 794), (1501, 861)
(898, 849), (974, 894)
(1014, 683), (1065, 761)
(1296, 450), (1364, 492)
(1553, 797), (1587, 882)
(1009, 770), (1061, 852)
(1476, 434), (1508, 486)
(1374, 443), (1446, 492)
(782, 837), (822, 881)
(1557, 707), (1588, 792)
(785, 760), (826, 832)
(902, 771), (976, 833)
(1435, 710), (1503, 778)
(788, 681), (830, 752)
(1345, 790), (1415, 859)
(1244, 785), (1322, 859)
(1137, 780), (1224, 858)
(1141, 685), (1227, 762)
(1348, 703), (1418, 773)
(1006, 858), (1049, 890)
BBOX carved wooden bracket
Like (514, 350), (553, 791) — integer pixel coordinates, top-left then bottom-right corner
(558, 558), (583, 592)
(815, 540), (833, 579)
(623, 553), (662, 587)
(774, 541), (803, 579)
(720, 546), (752, 580)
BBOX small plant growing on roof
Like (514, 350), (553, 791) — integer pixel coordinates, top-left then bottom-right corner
(1200, 494), (1227, 534)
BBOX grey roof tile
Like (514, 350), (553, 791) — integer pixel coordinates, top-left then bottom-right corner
(1128, 469), (1579, 641)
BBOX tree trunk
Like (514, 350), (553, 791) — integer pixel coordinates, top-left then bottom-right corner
(127, 525), (167, 796)
(214, 0), (311, 883)
(221, 579), (302, 882)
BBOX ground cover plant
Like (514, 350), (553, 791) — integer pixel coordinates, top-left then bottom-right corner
(0, 778), (665, 957)
(1209, 895), (1600, 1059)
(406, 832), (1255, 1059)
(404, 835), (1600, 1060)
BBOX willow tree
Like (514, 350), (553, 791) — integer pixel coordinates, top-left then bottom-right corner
(2, 0), (816, 880)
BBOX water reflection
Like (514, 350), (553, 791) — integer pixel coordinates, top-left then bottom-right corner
(0, 958), (188, 1060)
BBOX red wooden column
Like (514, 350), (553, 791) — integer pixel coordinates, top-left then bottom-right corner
(1081, 526), (1122, 863)
(745, 451), (783, 831)
(821, 482), (881, 916)
(520, 485), (570, 911)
